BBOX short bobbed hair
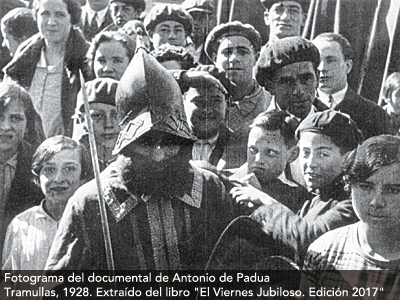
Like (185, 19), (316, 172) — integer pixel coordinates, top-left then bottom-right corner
(0, 81), (43, 147)
(1, 7), (38, 40)
(32, 0), (82, 26)
(31, 135), (92, 185)
(250, 110), (299, 148)
(344, 135), (400, 185)
(86, 31), (136, 78)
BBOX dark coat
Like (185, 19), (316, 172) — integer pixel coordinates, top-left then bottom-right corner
(3, 27), (91, 137)
(80, 7), (114, 42)
(208, 124), (231, 166)
(249, 178), (358, 267)
(334, 88), (391, 139)
(45, 157), (234, 270)
(0, 141), (44, 262)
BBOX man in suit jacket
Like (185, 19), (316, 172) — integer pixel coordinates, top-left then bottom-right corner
(313, 32), (391, 139)
(80, 0), (113, 41)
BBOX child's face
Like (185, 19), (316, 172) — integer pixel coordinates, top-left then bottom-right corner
(84, 103), (119, 151)
(390, 88), (400, 112)
(0, 99), (27, 158)
(351, 162), (400, 234)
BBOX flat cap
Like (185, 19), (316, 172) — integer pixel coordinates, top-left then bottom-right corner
(205, 21), (262, 61)
(110, 0), (146, 11)
(144, 4), (193, 35)
(181, 0), (214, 14)
(296, 110), (364, 151)
(260, 0), (310, 11)
(76, 78), (118, 113)
(255, 36), (320, 87)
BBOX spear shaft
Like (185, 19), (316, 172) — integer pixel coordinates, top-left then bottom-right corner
(79, 70), (115, 271)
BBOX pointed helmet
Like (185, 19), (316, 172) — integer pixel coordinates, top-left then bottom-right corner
(113, 47), (195, 155)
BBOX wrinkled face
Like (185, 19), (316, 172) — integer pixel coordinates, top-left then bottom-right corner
(0, 99), (27, 159)
(37, 0), (72, 45)
(214, 35), (258, 86)
(266, 1), (305, 40)
(272, 61), (317, 119)
(84, 103), (119, 150)
(1, 25), (20, 57)
(313, 39), (352, 94)
(127, 132), (183, 173)
(150, 21), (187, 49)
(110, 2), (140, 28)
(39, 148), (82, 205)
(190, 11), (210, 45)
(88, 0), (109, 11)
(299, 132), (344, 190)
(94, 40), (130, 80)
(184, 86), (226, 139)
(352, 163), (400, 233)
(247, 127), (294, 184)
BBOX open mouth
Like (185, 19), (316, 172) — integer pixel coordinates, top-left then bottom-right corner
(101, 133), (118, 140)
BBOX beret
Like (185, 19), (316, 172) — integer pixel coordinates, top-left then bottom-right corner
(110, 0), (146, 11)
(181, 0), (214, 14)
(296, 110), (364, 151)
(204, 21), (262, 60)
(255, 36), (320, 87)
(260, 0), (310, 11)
(144, 4), (194, 35)
(77, 78), (118, 113)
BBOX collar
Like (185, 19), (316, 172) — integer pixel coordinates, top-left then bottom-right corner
(318, 84), (348, 107)
(103, 162), (204, 222)
(35, 199), (58, 222)
(384, 104), (400, 116)
(1, 152), (18, 169)
(277, 171), (298, 187)
(229, 81), (262, 116)
(195, 133), (219, 147)
(85, 5), (109, 25)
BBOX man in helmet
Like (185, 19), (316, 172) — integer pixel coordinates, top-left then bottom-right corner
(45, 47), (233, 270)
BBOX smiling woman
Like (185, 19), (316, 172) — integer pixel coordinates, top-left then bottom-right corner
(2, 135), (91, 270)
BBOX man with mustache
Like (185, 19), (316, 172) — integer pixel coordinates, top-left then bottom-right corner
(45, 46), (233, 270)
(312, 32), (391, 139)
(205, 21), (272, 168)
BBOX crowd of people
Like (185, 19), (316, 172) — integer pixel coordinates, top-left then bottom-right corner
(1, 0), (400, 296)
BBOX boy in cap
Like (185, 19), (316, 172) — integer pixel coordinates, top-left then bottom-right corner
(104, 0), (145, 31)
(74, 78), (119, 173)
(236, 110), (363, 266)
(260, 0), (309, 45)
(144, 4), (193, 50)
(45, 46), (233, 270)
(181, 0), (215, 64)
(205, 21), (272, 168)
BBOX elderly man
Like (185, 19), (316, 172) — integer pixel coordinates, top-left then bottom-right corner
(312, 32), (391, 139)
(144, 4), (193, 50)
(205, 21), (272, 168)
(80, 0), (113, 41)
(45, 46), (233, 270)
(103, 0), (145, 31)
